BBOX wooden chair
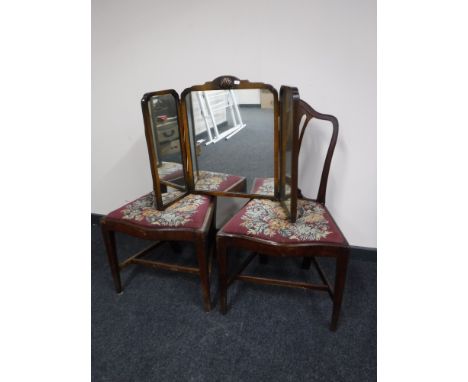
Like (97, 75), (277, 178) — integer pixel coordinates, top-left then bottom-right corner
(101, 191), (216, 312)
(216, 99), (350, 330)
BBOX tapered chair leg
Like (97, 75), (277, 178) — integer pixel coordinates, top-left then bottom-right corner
(217, 238), (228, 314)
(208, 202), (218, 259)
(101, 225), (122, 293)
(195, 239), (211, 312)
(330, 253), (349, 331)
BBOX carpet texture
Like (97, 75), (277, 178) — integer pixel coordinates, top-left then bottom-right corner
(92, 222), (376, 382)
(192, 107), (275, 192)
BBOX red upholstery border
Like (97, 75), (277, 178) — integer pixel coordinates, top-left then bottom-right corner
(107, 192), (213, 229)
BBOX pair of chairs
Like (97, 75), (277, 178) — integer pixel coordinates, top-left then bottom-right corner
(100, 100), (349, 330)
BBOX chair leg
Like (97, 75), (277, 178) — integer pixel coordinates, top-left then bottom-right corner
(195, 239), (211, 312)
(330, 253), (349, 331)
(217, 238), (228, 314)
(101, 226), (122, 293)
(208, 202), (218, 259)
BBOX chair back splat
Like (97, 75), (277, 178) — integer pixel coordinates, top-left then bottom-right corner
(296, 99), (338, 205)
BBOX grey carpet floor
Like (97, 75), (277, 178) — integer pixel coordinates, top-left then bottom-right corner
(92, 222), (376, 382)
(187, 107), (275, 192)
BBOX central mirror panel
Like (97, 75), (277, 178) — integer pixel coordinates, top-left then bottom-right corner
(184, 86), (277, 198)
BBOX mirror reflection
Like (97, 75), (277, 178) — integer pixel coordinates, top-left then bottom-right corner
(148, 93), (186, 192)
(186, 89), (275, 196)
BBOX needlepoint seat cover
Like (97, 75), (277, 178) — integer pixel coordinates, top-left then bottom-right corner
(107, 192), (213, 229)
(249, 177), (290, 197)
(220, 198), (345, 244)
(250, 177), (275, 196)
(158, 161), (184, 182)
(194, 170), (245, 192)
(158, 162), (244, 192)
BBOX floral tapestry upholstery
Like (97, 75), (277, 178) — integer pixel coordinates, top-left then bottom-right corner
(158, 161), (184, 182)
(220, 198), (345, 244)
(194, 171), (245, 192)
(251, 178), (274, 195)
(107, 192), (213, 229)
(250, 178), (291, 196)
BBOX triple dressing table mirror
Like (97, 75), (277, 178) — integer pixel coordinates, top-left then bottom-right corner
(141, 76), (307, 222)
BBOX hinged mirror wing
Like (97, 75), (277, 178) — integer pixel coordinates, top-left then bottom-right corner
(141, 90), (189, 210)
(180, 76), (280, 199)
(279, 86), (301, 222)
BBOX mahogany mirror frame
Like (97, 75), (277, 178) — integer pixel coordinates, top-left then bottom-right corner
(279, 85), (301, 222)
(141, 89), (190, 210)
(180, 75), (280, 200)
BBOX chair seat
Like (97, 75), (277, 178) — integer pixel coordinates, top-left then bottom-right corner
(158, 161), (184, 182)
(106, 192), (213, 229)
(220, 198), (345, 244)
(194, 171), (245, 192)
(250, 177), (291, 196)
(250, 177), (274, 195)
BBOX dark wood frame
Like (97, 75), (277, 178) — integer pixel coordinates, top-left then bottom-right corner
(296, 99), (339, 205)
(180, 75), (280, 199)
(217, 99), (349, 331)
(279, 86), (301, 222)
(141, 89), (190, 210)
(100, 198), (217, 312)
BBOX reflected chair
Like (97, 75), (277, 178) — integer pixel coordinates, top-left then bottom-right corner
(193, 170), (247, 193)
(217, 99), (349, 330)
(101, 191), (216, 311)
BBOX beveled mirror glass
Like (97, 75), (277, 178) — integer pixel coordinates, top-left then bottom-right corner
(280, 86), (300, 222)
(141, 90), (188, 209)
(182, 77), (279, 198)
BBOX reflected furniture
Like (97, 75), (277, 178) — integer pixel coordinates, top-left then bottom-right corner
(100, 192), (216, 311)
(216, 96), (350, 331)
(180, 77), (278, 199)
